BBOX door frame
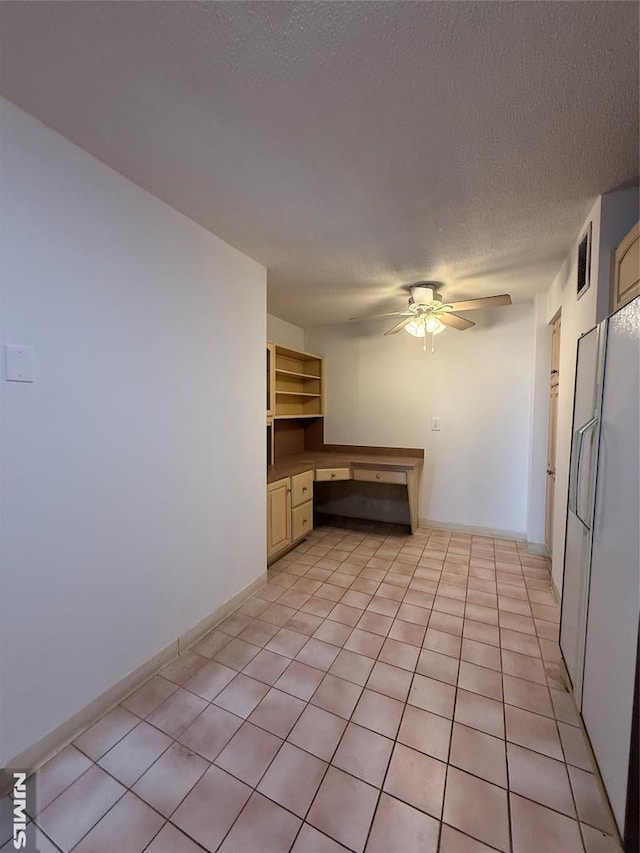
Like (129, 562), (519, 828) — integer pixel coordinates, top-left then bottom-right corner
(545, 313), (561, 556)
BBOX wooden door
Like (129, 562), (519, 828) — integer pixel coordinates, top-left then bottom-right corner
(612, 222), (639, 312)
(545, 386), (559, 555)
(545, 317), (561, 555)
(267, 478), (291, 558)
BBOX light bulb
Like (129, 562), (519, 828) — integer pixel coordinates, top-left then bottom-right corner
(404, 318), (426, 337)
(425, 316), (445, 335)
(404, 315), (446, 337)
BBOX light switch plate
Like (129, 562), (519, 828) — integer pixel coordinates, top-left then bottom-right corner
(4, 344), (35, 382)
(431, 417), (441, 431)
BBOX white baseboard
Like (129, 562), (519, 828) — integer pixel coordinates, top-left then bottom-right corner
(4, 571), (267, 778)
(419, 518), (526, 542)
(525, 541), (550, 557)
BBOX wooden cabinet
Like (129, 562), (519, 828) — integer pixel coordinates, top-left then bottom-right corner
(612, 221), (640, 312)
(267, 469), (314, 562)
(267, 477), (291, 559)
(274, 345), (324, 418)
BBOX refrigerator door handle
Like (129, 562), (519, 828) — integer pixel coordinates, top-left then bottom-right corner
(569, 420), (590, 515)
(569, 427), (581, 515)
(574, 416), (599, 529)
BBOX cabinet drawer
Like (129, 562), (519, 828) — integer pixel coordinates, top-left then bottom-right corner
(292, 500), (313, 541)
(315, 467), (352, 482)
(291, 470), (314, 507)
(353, 468), (407, 485)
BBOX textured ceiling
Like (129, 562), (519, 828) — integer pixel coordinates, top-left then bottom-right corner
(0, 2), (638, 327)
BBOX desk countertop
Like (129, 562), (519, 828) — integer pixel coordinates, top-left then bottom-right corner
(267, 448), (423, 485)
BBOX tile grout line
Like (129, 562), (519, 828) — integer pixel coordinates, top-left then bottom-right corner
(32, 521), (613, 853)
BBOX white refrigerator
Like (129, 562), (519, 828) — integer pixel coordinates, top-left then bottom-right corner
(560, 295), (639, 842)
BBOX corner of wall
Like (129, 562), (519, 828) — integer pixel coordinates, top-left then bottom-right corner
(266, 313), (305, 350)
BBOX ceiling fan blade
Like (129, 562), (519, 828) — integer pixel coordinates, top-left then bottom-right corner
(349, 311), (410, 321)
(384, 317), (414, 335)
(439, 312), (475, 331)
(446, 294), (512, 311)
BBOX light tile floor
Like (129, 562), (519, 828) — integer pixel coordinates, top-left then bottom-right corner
(2, 521), (623, 852)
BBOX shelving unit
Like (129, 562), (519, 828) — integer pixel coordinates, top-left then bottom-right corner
(273, 344), (324, 418)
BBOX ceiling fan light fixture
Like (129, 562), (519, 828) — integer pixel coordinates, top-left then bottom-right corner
(425, 316), (446, 335)
(404, 318), (425, 337)
(404, 315), (445, 337)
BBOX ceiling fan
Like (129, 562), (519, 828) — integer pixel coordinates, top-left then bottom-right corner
(350, 282), (512, 349)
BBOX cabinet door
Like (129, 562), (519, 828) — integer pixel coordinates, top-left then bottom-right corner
(292, 500), (313, 542)
(267, 478), (291, 558)
(612, 222), (640, 312)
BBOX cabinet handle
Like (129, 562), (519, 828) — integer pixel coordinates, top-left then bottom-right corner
(303, 486), (307, 492)
(331, 473), (336, 479)
(376, 473), (381, 479)
(303, 519), (308, 525)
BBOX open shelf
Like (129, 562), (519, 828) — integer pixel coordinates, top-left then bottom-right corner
(274, 414), (324, 420)
(275, 349), (322, 379)
(276, 368), (320, 380)
(276, 391), (322, 397)
(272, 344), (324, 417)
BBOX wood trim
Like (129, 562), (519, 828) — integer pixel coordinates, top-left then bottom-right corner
(266, 341), (275, 417)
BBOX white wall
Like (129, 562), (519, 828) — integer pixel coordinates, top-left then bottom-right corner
(305, 303), (535, 538)
(0, 100), (267, 765)
(267, 313), (305, 349)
